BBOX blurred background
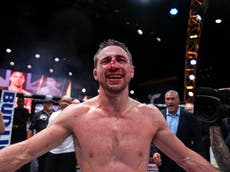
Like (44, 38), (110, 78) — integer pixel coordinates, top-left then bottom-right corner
(0, 0), (228, 103)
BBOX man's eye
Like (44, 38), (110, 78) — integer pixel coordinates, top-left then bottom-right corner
(117, 55), (128, 62)
(118, 59), (126, 62)
(101, 59), (110, 64)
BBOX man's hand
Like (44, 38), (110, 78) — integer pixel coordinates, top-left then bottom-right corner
(152, 153), (162, 166)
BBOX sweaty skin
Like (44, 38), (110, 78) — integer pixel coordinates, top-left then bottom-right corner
(57, 97), (162, 172)
(0, 42), (219, 172)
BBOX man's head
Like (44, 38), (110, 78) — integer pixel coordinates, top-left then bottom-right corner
(59, 95), (73, 110)
(93, 39), (134, 94)
(72, 99), (81, 104)
(185, 102), (194, 113)
(93, 39), (133, 68)
(45, 77), (57, 87)
(42, 100), (54, 114)
(9, 71), (26, 88)
(164, 90), (180, 115)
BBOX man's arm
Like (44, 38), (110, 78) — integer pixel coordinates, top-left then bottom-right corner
(210, 125), (230, 172)
(0, 122), (70, 172)
(153, 120), (219, 172)
(0, 112), (5, 133)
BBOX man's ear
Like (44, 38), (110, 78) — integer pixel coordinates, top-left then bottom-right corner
(93, 68), (98, 80)
(131, 66), (135, 79)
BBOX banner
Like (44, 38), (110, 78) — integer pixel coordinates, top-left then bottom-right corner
(0, 69), (71, 112)
(0, 90), (16, 149)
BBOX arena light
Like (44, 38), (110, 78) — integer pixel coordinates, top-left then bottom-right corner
(186, 85), (194, 89)
(170, 7), (178, 15)
(6, 48), (12, 53)
(188, 91), (194, 97)
(27, 65), (32, 69)
(190, 59), (197, 65)
(35, 54), (40, 59)
(189, 34), (198, 39)
(10, 61), (15, 66)
(189, 74), (195, 80)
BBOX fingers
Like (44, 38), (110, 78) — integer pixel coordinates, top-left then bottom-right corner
(152, 153), (162, 166)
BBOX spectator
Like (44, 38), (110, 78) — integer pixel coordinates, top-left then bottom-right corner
(185, 102), (211, 162)
(11, 97), (30, 172)
(184, 102), (194, 113)
(152, 90), (203, 172)
(71, 99), (81, 104)
(11, 97), (30, 144)
(27, 99), (54, 172)
(44, 95), (79, 172)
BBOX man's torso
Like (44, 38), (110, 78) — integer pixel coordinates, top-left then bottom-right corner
(66, 102), (160, 172)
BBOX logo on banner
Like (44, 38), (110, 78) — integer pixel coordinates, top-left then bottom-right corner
(0, 90), (16, 149)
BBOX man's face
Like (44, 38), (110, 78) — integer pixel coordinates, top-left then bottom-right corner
(165, 92), (180, 114)
(93, 45), (134, 94)
(59, 96), (72, 110)
(46, 78), (56, 87)
(10, 72), (25, 87)
(43, 102), (53, 112)
(185, 103), (194, 113)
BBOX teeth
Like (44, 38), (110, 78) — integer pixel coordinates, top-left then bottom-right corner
(108, 75), (121, 78)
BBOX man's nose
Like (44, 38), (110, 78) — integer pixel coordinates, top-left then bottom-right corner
(108, 59), (117, 68)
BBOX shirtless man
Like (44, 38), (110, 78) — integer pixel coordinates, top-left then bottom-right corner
(0, 39), (219, 172)
(8, 71), (32, 112)
(8, 71), (30, 94)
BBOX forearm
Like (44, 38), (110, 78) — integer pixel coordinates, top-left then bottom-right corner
(176, 148), (219, 172)
(0, 141), (33, 172)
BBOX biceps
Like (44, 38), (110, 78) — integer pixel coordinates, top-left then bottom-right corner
(153, 128), (188, 161)
(28, 124), (70, 154)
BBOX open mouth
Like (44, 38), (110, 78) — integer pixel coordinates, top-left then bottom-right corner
(107, 75), (122, 79)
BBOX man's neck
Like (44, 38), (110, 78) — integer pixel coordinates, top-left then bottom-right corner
(43, 109), (52, 115)
(8, 85), (22, 92)
(98, 89), (130, 114)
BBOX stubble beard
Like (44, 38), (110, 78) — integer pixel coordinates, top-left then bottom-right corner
(99, 78), (130, 94)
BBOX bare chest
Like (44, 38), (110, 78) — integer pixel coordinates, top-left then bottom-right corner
(74, 113), (154, 160)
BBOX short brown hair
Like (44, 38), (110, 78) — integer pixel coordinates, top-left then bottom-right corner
(93, 39), (133, 67)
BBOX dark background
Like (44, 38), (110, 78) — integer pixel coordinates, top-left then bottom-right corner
(0, 0), (228, 103)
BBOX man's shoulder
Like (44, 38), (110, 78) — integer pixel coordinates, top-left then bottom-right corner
(179, 108), (200, 124)
(180, 108), (193, 117)
(49, 110), (61, 122)
(34, 110), (45, 115)
(50, 110), (61, 117)
(22, 108), (30, 114)
(21, 89), (31, 94)
(135, 103), (163, 117)
(131, 101), (150, 109)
